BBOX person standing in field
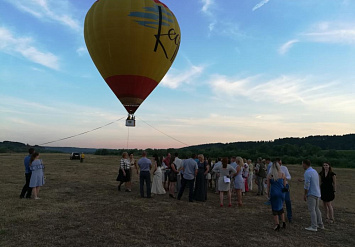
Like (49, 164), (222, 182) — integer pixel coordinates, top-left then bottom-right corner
(242, 158), (249, 193)
(214, 157), (236, 207)
(229, 157), (237, 194)
(151, 154), (166, 195)
(129, 153), (139, 183)
(177, 154), (198, 202)
(319, 162), (337, 223)
(302, 159), (324, 232)
(116, 152), (132, 192)
(138, 151), (152, 198)
(173, 153), (183, 193)
(276, 158), (293, 223)
(20, 148), (35, 199)
(163, 153), (171, 190)
(193, 154), (209, 202)
(213, 158), (222, 193)
(255, 157), (266, 196)
(247, 159), (254, 191)
(168, 157), (179, 199)
(267, 162), (286, 231)
(29, 152), (45, 199)
(233, 157), (244, 207)
(80, 152), (85, 163)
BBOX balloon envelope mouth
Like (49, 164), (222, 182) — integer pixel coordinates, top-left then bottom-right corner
(105, 75), (158, 114)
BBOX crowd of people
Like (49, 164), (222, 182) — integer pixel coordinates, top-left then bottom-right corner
(114, 151), (337, 231)
(19, 148), (337, 232)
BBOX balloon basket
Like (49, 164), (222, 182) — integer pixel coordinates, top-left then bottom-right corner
(126, 114), (136, 127)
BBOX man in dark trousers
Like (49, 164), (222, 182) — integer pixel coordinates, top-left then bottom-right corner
(177, 154), (198, 202)
(138, 151), (152, 198)
(20, 148), (35, 199)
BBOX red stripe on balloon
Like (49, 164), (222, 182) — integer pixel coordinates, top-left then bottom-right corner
(105, 75), (158, 114)
(153, 0), (168, 8)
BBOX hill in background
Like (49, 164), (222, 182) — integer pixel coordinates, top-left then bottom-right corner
(0, 141), (96, 154)
(2, 134), (354, 168)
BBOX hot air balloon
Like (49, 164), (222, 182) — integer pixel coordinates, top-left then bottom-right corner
(84, 0), (181, 126)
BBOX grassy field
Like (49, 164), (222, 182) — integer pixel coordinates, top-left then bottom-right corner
(1, 153), (354, 247)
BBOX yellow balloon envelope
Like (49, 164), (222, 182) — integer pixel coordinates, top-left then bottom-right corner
(84, 0), (181, 114)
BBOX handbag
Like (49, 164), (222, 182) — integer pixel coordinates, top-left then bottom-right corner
(168, 164), (177, 181)
(224, 176), (230, 183)
(169, 171), (177, 181)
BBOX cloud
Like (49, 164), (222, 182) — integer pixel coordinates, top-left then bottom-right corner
(5, 0), (81, 31)
(302, 22), (355, 44)
(209, 74), (355, 113)
(252, 0), (270, 11)
(160, 64), (205, 89)
(76, 46), (88, 56)
(200, 0), (218, 33)
(278, 39), (299, 55)
(0, 27), (59, 70)
(279, 22), (355, 53)
(201, 0), (215, 15)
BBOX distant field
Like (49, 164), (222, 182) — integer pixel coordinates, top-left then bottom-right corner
(1, 153), (354, 247)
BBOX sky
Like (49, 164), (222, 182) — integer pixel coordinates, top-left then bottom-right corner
(0, 0), (354, 149)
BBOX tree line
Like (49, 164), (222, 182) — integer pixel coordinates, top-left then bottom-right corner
(94, 134), (355, 168)
(1, 134), (354, 168)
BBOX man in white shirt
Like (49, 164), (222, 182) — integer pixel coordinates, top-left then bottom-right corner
(173, 153), (183, 192)
(302, 159), (324, 231)
(213, 158), (222, 193)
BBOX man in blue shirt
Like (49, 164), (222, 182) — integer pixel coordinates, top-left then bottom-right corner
(20, 148), (35, 199)
(177, 154), (198, 202)
(138, 151), (152, 198)
(302, 159), (324, 231)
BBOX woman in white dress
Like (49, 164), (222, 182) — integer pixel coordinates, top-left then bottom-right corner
(29, 152), (45, 199)
(151, 154), (166, 195)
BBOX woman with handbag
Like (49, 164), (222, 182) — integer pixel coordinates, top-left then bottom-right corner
(266, 162), (287, 231)
(213, 157), (237, 207)
(29, 152), (45, 199)
(116, 152), (131, 192)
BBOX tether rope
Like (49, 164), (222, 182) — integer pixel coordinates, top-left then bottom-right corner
(137, 116), (189, 147)
(39, 117), (125, 146)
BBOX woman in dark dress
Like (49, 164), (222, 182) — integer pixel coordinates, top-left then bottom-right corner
(194, 154), (209, 201)
(267, 162), (286, 231)
(319, 162), (337, 223)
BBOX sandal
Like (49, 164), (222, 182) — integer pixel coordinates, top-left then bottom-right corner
(330, 219), (334, 223)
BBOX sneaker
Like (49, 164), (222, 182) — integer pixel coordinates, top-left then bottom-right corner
(264, 201), (271, 205)
(317, 225), (325, 230)
(34, 197), (40, 200)
(305, 226), (317, 232)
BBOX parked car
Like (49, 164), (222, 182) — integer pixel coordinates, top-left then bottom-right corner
(70, 152), (80, 160)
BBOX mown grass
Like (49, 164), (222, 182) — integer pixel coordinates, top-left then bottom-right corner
(0, 153), (354, 247)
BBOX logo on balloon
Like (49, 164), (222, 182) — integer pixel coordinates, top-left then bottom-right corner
(129, 6), (180, 63)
